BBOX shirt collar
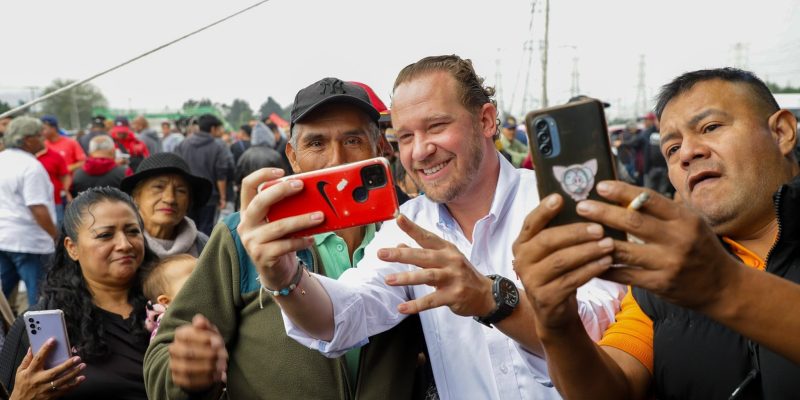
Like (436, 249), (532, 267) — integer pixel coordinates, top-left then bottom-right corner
(313, 223), (377, 252)
(722, 237), (766, 271)
(436, 153), (520, 232)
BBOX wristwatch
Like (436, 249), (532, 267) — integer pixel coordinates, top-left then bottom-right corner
(474, 274), (520, 327)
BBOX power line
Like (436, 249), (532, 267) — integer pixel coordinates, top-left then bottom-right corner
(0, 0), (271, 119)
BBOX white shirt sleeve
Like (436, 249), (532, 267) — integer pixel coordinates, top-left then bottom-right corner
(283, 219), (415, 357)
(22, 163), (53, 208)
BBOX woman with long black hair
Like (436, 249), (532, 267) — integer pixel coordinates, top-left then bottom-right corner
(0, 187), (155, 399)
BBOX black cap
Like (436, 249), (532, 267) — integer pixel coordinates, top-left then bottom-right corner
(120, 153), (212, 209)
(114, 116), (130, 127)
(91, 115), (106, 127)
(290, 78), (380, 131)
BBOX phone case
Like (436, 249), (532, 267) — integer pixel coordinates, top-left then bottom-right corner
(258, 157), (400, 237)
(525, 99), (625, 241)
(24, 309), (72, 369)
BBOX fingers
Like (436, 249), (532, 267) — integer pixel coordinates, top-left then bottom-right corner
(396, 215), (448, 250)
(516, 221), (606, 267)
(610, 240), (665, 270)
(42, 356), (83, 381)
(526, 238), (615, 285)
(241, 212), (323, 244)
(51, 361), (86, 391)
(531, 256), (614, 307)
(240, 168), (286, 211)
(18, 347), (33, 370)
(397, 292), (446, 314)
(594, 180), (679, 221)
(29, 338), (55, 371)
(378, 247), (448, 271)
(241, 178), (305, 227)
(385, 266), (444, 287)
(576, 199), (665, 242)
(515, 194), (563, 246)
(170, 322), (228, 391)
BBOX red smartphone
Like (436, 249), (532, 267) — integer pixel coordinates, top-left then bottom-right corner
(258, 157), (400, 237)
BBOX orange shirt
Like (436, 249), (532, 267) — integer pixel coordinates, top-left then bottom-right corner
(597, 238), (766, 373)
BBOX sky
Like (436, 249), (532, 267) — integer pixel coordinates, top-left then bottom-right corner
(2, 0), (799, 122)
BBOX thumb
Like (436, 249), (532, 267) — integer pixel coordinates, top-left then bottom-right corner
(191, 314), (211, 330)
(18, 347), (33, 370)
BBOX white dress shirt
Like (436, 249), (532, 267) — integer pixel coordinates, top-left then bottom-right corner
(284, 155), (626, 400)
(0, 148), (55, 254)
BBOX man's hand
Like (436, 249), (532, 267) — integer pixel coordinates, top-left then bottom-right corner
(168, 315), (228, 392)
(236, 168), (321, 289)
(512, 194), (615, 335)
(380, 215), (495, 317)
(10, 340), (85, 400)
(579, 181), (741, 310)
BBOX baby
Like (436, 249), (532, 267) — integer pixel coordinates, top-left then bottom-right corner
(142, 254), (197, 339)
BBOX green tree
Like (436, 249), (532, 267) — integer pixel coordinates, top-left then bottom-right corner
(182, 98), (214, 110)
(766, 81), (800, 94)
(40, 79), (108, 131)
(0, 100), (10, 115)
(258, 97), (284, 121)
(226, 98), (254, 128)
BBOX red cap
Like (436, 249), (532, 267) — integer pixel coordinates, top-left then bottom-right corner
(349, 81), (388, 113)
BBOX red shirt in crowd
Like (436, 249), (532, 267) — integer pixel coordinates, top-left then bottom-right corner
(46, 136), (86, 170)
(37, 148), (69, 205)
(110, 126), (150, 158)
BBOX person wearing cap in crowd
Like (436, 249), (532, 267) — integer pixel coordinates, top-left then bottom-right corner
(41, 115), (85, 175)
(0, 117), (57, 308)
(235, 55), (625, 399)
(498, 121), (528, 167)
(121, 152), (212, 259)
(160, 120), (184, 153)
(36, 138), (71, 226)
(71, 135), (132, 197)
(110, 116), (150, 171)
(132, 115), (163, 155)
(144, 77), (434, 400)
(172, 114), (231, 236)
(78, 115), (108, 153)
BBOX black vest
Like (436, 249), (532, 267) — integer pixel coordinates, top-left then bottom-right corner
(71, 166), (127, 197)
(633, 174), (800, 399)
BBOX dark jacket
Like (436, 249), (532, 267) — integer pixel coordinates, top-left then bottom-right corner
(143, 213), (433, 400)
(71, 157), (129, 196)
(173, 131), (231, 205)
(137, 129), (162, 155)
(633, 174), (800, 399)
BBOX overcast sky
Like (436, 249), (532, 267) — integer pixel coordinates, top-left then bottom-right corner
(2, 0), (799, 121)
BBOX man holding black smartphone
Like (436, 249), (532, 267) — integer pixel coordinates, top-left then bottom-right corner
(235, 55), (626, 399)
(144, 78), (432, 399)
(514, 68), (800, 399)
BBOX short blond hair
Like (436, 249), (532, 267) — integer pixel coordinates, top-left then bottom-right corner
(142, 254), (196, 303)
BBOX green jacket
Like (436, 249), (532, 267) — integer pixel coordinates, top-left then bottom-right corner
(499, 135), (529, 167)
(143, 214), (430, 400)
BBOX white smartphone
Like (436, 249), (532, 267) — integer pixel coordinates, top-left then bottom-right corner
(23, 309), (72, 369)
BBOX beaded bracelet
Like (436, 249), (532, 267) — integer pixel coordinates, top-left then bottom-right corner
(258, 259), (306, 309)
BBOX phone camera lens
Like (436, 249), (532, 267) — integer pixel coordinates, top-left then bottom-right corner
(28, 318), (33, 323)
(535, 119), (548, 131)
(29, 323), (35, 329)
(353, 186), (368, 203)
(361, 165), (387, 189)
(30, 330), (36, 335)
(540, 143), (553, 155)
(537, 134), (551, 145)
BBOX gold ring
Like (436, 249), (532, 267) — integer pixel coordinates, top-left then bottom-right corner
(50, 381), (57, 391)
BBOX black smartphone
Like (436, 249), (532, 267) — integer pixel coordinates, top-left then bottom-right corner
(525, 98), (625, 241)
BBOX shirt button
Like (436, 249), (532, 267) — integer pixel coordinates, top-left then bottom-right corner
(336, 244), (344, 252)
(500, 364), (508, 374)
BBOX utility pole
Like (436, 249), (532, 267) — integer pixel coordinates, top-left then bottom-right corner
(732, 42), (749, 69)
(570, 56), (580, 98)
(635, 54), (647, 118)
(516, 0), (537, 117)
(540, 0), (550, 108)
(495, 48), (504, 116)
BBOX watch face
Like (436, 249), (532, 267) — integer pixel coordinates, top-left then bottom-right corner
(499, 278), (519, 306)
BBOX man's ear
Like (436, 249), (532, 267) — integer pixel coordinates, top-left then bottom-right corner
(769, 109), (798, 158)
(285, 141), (301, 173)
(64, 236), (79, 261)
(479, 102), (499, 139)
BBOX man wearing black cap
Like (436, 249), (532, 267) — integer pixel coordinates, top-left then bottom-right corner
(144, 78), (431, 400)
(78, 115), (109, 153)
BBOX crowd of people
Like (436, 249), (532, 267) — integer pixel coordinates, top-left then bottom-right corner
(0, 53), (798, 400)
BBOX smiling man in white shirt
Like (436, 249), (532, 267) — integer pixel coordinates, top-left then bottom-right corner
(237, 55), (626, 399)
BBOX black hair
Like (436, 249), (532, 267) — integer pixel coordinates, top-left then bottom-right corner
(40, 186), (155, 362)
(240, 124), (252, 137)
(198, 114), (222, 133)
(654, 67), (780, 119)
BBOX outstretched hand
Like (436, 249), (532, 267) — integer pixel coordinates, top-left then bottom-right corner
(381, 215), (495, 318)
